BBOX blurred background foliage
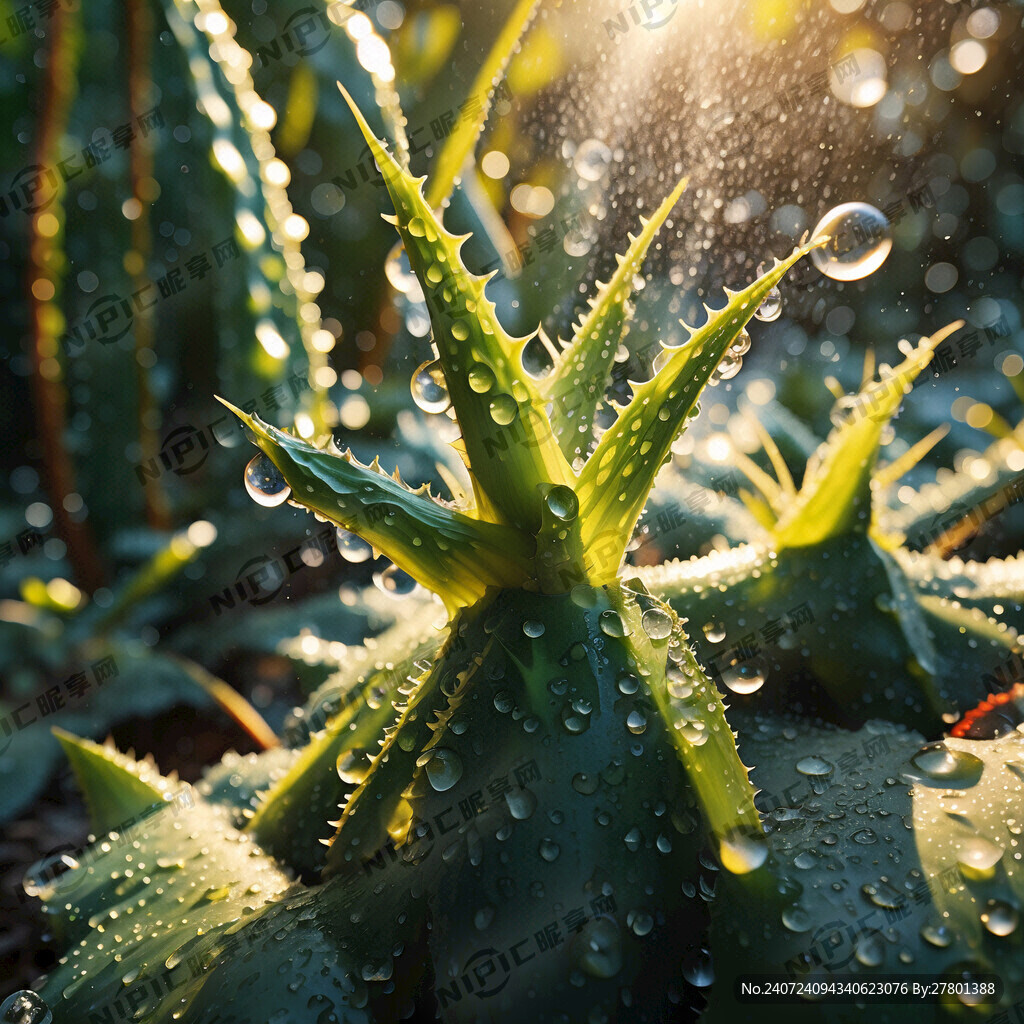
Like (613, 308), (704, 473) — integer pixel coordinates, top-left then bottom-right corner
(0, 0), (1021, 987)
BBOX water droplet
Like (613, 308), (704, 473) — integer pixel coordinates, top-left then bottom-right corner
(920, 921), (952, 948)
(336, 749), (370, 785)
(506, 788), (537, 820)
(629, 911), (654, 936)
(907, 743), (984, 788)
(336, 528), (373, 563)
(244, 452), (291, 507)
(681, 947), (714, 987)
(599, 609), (627, 637)
(411, 359), (451, 414)
(570, 585), (598, 608)
(523, 620), (546, 638)
(22, 852), (80, 900)
(623, 827), (643, 852)
(572, 772), (599, 795)
(361, 959), (394, 983)
(467, 362), (495, 394)
(538, 838), (560, 862)
(493, 690), (514, 713)
(981, 899), (1019, 937)
(419, 748), (463, 792)
(562, 703), (590, 734)
(810, 202), (892, 281)
(641, 607), (673, 641)
(626, 710), (647, 735)
(957, 837), (1003, 876)
(722, 661), (767, 695)
(573, 138), (612, 182)
(703, 621), (726, 643)
(385, 242), (420, 296)
(729, 329), (751, 356)
(617, 673), (639, 695)
(475, 905), (495, 930)
(573, 917), (622, 978)
(796, 755), (835, 794)
(781, 905), (812, 933)
(755, 286), (782, 322)
(373, 563), (418, 598)
(488, 394), (518, 425)
(855, 930), (885, 967)
(0, 991), (51, 1024)
(851, 828), (878, 845)
(719, 827), (768, 874)
(544, 485), (579, 522)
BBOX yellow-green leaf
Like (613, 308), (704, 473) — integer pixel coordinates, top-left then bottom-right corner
(544, 177), (688, 461)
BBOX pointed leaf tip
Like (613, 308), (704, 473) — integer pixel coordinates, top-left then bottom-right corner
(54, 728), (177, 834)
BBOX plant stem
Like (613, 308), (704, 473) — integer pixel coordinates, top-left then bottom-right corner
(126, 0), (172, 530)
(28, 1), (105, 593)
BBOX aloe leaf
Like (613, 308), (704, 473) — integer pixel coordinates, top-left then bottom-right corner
(393, 4), (462, 86)
(615, 586), (763, 869)
(339, 86), (575, 532)
(876, 544), (1019, 720)
(88, 522), (218, 636)
(707, 716), (1024, 1022)
(222, 400), (531, 611)
(634, 542), (777, 600)
(248, 620), (444, 877)
(577, 246), (814, 580)
(544, 177), (688, 461)
(32, 795), (384, 1022)
(323, 638), (472, 879)
(894, 548), (1024, 630)
(295, 594), (444, 731)
(771, 322), (962, 550)
(873, 425), (950, 493)
(53, 729), (183, 834)
(161, 0), (330, 428)
(636, 482), (771, 563)
(880, 428), (1024, 552)
(425, 0), (540, 209)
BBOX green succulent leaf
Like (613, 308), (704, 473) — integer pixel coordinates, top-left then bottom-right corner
(34, 794), (392, 1022)
(881, 427), (1024, 554)
(544, 177), (688, 461)
(53, 728), (183, 835)
(895, 548), (1024, 632)
(249, 606), (445, 877)
(616, 585), (763, 867)
(425, 0), (540, 209)
(772, 322), (962, 550)
(338, 85), (575, 534)
(220, 400), (531, 611)
(576, 246), (813, 580)
(707, 715), (1024, 1022)
(161, 0), (329, 423)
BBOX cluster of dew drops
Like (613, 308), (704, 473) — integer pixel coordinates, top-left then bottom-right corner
(242, 451), (418, 600)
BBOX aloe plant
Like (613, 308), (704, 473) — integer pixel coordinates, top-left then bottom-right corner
(18, 67), (1024, 1024)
